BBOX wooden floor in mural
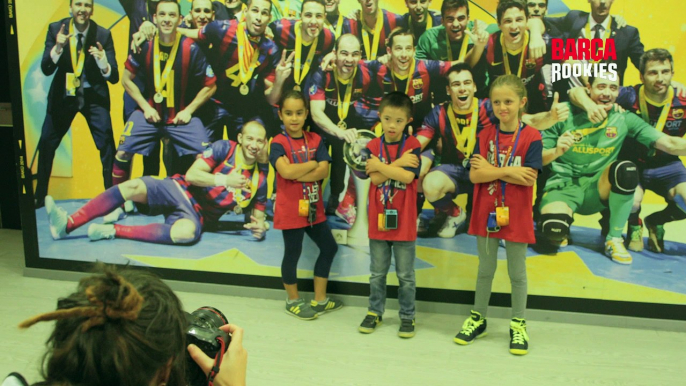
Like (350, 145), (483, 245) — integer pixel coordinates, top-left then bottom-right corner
(35, 199), (686, 305)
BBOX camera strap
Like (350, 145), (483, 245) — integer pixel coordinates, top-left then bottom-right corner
(495, 122), (523, 207)
(207, 336), (227, 386)
(379, 134), (406, 209)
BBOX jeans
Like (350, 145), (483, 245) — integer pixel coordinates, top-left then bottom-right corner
(368, 239), (416, 320)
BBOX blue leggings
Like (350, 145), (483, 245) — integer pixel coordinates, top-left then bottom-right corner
(281, 222), (338, 284)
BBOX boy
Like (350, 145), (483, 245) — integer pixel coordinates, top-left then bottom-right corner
(357, 92), (422, 338)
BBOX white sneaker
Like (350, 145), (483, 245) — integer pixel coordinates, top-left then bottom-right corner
(88, 224), (116, 241)
(437, 207), (467, 238)
(45, 196), (68, 239)
(605, 237), (632, 265)
(124, 200), (135, 213)
(103, 207), (125, 224)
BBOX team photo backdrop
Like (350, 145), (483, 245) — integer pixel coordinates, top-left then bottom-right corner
(7, 0), (686, 318)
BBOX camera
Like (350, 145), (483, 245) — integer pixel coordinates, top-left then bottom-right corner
(185, 307), (230, 386)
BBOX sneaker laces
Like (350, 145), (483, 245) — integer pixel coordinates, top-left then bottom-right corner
(511, 324), (529, 344)
(629, 226), (642, 241)
(608, 238), (629, 254)
(460, 317), (480, 335)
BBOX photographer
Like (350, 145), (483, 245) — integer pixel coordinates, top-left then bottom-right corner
(4, 267), (247, 386)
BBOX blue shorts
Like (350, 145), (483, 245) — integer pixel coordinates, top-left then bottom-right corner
(138, 176), (203, 240)
(640, 161), (686, 198)
(429, 163), (472, 195)
(118, 110), (209, 157)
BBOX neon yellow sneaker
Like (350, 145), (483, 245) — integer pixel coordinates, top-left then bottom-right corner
(605, 237), (633, 265)
(359, 312), (382, 333)
(454, 310), (487, 345)
(626, 224), (644, 252)
(509, 318), (529, 355)
(310, 297), (343, 316)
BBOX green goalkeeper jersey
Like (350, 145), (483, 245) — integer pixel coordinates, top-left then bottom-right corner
(542, 103), (665, 180)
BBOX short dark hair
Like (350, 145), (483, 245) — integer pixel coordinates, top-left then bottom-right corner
(639, 48), (674, 75)
(279, 89), (308, 111)
(387, 27), (415, 48)
(379, 91), (413, 118)
(496, 0), (528, 24)
(155, 0), (180, 13)
(441, 0), (470, 17)
(70, 0), (94, 6)
(446, 62), (474, 80)
(301, 0), (326, 13)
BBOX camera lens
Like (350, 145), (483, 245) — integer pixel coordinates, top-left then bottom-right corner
(190, 306), (228, 330)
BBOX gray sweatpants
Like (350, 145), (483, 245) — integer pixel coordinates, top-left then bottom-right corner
(474, 236), (528, 319)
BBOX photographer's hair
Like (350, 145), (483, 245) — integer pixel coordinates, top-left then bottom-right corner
(155, 0), (181, 13)
(279, 89), (308, 111)
(387, 27), (415, 48)
(301, 0), (326, 12)
(441, 0), (470, 17)
(496, 0), (529, 24)
(379, 91), (414, 118)
(446, 62), (474, 80)
(19, 266), (187, 386)
(489, 74), (528, 117)
(639, 48), (674, 75)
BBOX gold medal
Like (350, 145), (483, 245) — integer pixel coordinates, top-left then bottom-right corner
(234, 205), (243, 215)
(337, 120), (347, 130)
(240, 84), (249, 95)
(154, 92), (164, 104)
(73, 77), (81, 88)
(293, 84), (301, 92)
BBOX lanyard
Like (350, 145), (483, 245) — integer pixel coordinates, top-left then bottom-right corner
(232, 145), (260, 208)
(447, 100), (479, 158)
(326, 13), (344, 37)
(237, 22), (260, 86)
(284, 133), (311, 199)
(361, 11), (383, 60)
(500, 31), (529, 78)
(153, 33), (181, 103)
(495, 122), (523, 206)
(446, 29), (469, 62)
(333, 66), (357, 123)
(390, 59), (416, 96)
(293, 21), (319, 88)
(69, 21), (86, 77)
(379, 134), (406, 208)
(639, 85), (674, 133)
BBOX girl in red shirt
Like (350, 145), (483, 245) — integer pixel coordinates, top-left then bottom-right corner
(454, 75), (543, 355)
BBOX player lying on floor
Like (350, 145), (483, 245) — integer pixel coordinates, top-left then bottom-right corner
(45, 121), (269, 244)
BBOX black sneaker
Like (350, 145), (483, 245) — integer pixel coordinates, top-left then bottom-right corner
(358, 312), (382, 334)
(454, 310), (487, 345)
(398, 318), (415, 338)
(509, 318), (529, 355)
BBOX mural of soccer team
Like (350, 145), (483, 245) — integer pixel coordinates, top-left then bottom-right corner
(36, 0), (686, 354)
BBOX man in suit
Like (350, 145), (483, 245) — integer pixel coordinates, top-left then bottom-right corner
(545, 0), (644, 85)
(35, 0), (118, 208)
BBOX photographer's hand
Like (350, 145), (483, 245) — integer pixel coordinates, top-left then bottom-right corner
(188, 324), (248, 386)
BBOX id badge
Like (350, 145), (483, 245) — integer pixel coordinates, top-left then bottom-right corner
(65, 73), (76, 97)
(298, 199), (310, 217)
(487, 212), (500, 233)
(378, 213), (386, 231)
(384, 209), (398, 230)
(496, 206), (510, 227)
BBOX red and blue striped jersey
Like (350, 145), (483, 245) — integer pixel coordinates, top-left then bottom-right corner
(306, 62), (383, 130)
(418, 100), (498, 165)
(196, 20), (280, 108)
(173, 140), (268, 224)
(342, 10), (403, 60)
(372, 59), (452, 126)
(266, 19), (335, 89)
(125, 35), (216, 124)
(616, 85), (686, 168)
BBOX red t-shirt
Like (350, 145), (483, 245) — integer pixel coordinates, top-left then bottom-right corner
(365, 135), (421, 241)
(270, 131), (331, 230)
(468, 124), (543, 244)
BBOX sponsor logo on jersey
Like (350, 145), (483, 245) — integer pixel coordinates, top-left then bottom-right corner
(410, 94), (423, 104)
(572, 131), (584, 143)
(309, 85), (318, 95)
(353, 88), (363, 99)
(673, 109), (684, 119)
(571, 145), (615, 156)
(605, 126), (618, 138)
(412, 78), (423, 89)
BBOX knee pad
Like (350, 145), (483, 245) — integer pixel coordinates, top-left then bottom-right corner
(540, 213), (573, 241)
(608, 161), (638, 195)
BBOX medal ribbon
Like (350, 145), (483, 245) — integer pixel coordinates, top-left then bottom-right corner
(495, 122), (523, 206)
(639, 85), (674, 133)
(361, 11), (383, 60)
(272, 0), (289, 18)
(69, 21), (86, 78)
(326, 14), (344, 37)
(379, 134), (406, 209)
(446, 29), (469, 61)
(501, 31), (529, 78)
(390, 59), (417, 97)
(232, 145), (260, 208)
(585, 18), (612, 63)
(334, 66), (357, 124)
(294, 21), (319, 88)
(237, 22), (260, 87)
(447, 99), (479, 158)
(153, 33), (182, 103)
